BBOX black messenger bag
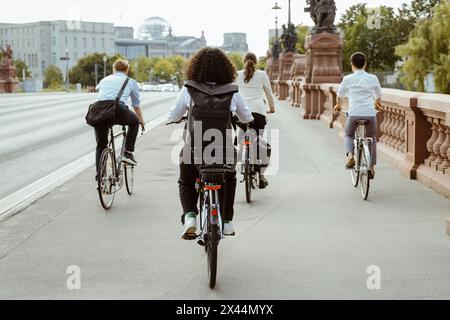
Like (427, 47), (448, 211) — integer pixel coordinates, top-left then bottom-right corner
(85, 77), (130, 127)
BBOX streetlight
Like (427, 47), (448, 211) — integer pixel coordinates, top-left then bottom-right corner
(272, 2), (282, 41)
(103, 55), (107, 78)
(60, 49), (70, 92)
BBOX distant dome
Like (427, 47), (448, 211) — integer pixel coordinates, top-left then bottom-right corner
(137, 17), (171, 40)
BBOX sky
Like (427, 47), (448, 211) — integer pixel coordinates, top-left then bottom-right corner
(0, 0), (409, 56)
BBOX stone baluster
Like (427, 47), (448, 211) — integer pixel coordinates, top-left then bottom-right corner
(439, 125), (450, 171)
(385, 108), (395, 147)
(433, 120), (447, 167)
(399, 113), (407, 153)
(379, 107), (390, 144)
(425, 118), (439, 166)
(394, 111), (405, 152)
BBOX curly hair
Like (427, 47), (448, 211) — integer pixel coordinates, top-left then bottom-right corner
(186, 47), (237, 85)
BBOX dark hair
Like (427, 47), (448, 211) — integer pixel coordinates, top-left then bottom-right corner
(351, 52), (367, 69)
(186, 47), (237, 84)
(243, 52), (257, 83)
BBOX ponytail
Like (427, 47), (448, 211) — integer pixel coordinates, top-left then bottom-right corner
(243, 52), (257, 83)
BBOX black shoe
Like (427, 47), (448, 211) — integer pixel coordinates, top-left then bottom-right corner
(259, 176), (269, 189)
(123, 152), (138, 166)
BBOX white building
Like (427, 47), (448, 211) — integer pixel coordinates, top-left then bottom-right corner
(0, 21), (115, 79)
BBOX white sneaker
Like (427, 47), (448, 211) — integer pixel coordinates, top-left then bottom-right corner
(223, 221), (236, 236)
(182, 213), (197, 240)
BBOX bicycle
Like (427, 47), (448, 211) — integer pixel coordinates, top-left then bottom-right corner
(166, 116), (233, 289)
(349, 119), (374, 200)
(240, 123), (259, 204)
(97, 125), (136, 210)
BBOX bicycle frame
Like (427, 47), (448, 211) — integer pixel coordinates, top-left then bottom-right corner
(107, 125), (128, 188)
(199, 183), (224, 242)
(354, 124), (373, 172)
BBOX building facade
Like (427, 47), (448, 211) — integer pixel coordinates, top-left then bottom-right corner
(0, 21), (115, 79)
(220, 33), (248, 54)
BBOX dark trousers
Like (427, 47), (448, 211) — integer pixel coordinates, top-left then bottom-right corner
(94, 104), (139, 172)
(179, 160), (237, 224)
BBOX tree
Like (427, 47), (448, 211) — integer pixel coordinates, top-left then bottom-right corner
(339, 4), (412, 72)
(167, 55), (187, 85)
(69, 53), (127, 86)
(257, 56), (267, 71)
(296, 24), (309, 54)
(396, 1), (450, 93)
(43, 65), (64, 89)
(152, 59), (176, 82)
(14, 60), (31, 81)
(227, 53), (243, 70)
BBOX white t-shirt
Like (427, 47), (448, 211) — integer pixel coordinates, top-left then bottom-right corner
(235, 69), (275, 116)
(337, 70), (382, 117)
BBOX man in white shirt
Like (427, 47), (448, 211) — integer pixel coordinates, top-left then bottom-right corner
(334, 52), (382, 178)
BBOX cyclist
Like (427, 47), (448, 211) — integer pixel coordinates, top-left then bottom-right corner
(334, 52), (382, 179)
(94, 59), (145, 173)
(235, 52), (275, 188)
(169, 47), (254, 240)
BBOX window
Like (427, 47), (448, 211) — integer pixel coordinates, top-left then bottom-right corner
(83, 37), (87, 48)
(92, 38), (96, 48)
(74, 37), (77, 47)
(52, 37), (56, 46)
(65, 37), (68, 46)
(101, 38), (105, 50)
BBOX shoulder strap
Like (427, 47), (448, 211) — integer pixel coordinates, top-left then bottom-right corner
(115, 78), (130, 104)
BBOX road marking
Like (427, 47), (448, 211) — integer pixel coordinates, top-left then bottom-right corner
(0, 112), (170, 222)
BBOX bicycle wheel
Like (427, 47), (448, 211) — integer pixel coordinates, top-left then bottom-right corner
(244, 166), (252, 204)
(124, 164), (134, 196)
(351, 144), (361, 188)
(206, 223), (219, 289)
(98, 149), (116, 210)
(359, 146), (371, 200)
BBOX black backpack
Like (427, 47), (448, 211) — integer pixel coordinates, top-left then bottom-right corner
(184, 80), (238, 165)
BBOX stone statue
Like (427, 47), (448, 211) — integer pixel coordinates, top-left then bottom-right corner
(0, 45), (13, 66)
(305, 0), (337, 33)
(280, 23), (298, 53)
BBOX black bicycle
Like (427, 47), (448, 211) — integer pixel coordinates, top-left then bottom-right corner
(240, 124), (259, 203)
(97, 125), (135, 210)
(167, 116), (232, 289)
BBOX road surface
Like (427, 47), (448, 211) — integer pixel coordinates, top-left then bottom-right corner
(0, 92), (178, 200)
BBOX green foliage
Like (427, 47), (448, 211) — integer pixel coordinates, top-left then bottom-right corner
(227, 53), (244, 70)
(69, 53), (126, 86)
(131, 55), (186, 84)
(43, 65), (64, 88)
(339, 4), (414, 72)
(296, 24), (309, 54)
(396, 1), (450, 93)
(152, 59), (176, 82)
(257, 56), (267, 71)
(14, 60), (31, 81)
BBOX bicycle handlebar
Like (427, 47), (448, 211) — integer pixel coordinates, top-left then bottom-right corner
(165, 116), (188, 126)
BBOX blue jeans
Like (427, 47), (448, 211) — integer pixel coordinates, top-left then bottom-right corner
(344, 116), (377, 166)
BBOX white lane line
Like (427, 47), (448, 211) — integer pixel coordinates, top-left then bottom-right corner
(0, 112), (170, 222)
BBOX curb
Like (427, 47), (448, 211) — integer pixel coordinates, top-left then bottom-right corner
(0, 112), (169, 222)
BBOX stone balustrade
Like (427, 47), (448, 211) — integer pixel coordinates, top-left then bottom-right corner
(287, 81), (450, 198)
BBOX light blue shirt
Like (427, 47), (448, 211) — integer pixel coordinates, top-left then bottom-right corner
(337, 70), (382, 117)
(96, 72), (141, 108)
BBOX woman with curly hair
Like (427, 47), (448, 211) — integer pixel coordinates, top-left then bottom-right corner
(236, 52), (275, 189)
(169, 47), (254, 240)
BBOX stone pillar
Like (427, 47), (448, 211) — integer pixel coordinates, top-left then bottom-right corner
(0, 64), (19, 93)
(304, 32), (343, 84)
(277, 51), (295, 100)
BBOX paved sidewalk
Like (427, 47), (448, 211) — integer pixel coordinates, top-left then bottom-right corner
(0, 101), (449, 299)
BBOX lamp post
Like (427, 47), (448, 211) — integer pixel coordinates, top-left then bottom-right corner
(103, 55), (107, 78)
(271, 2), (282, 60)
(94, 63), (98, 87)
(59, 49), (70, 92)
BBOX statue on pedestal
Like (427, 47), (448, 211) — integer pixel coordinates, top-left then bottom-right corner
(305, 0), (337, 34)
(280, 23), (298, 53)
(0, 45), (14, 66)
